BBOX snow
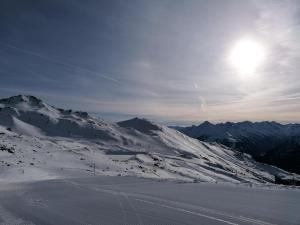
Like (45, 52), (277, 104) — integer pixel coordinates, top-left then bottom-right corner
(0, 176), (299, 225)
(177, 120), (300, 141)
(0, 95), (299, 185)
(12, 117), (44, 137)
(118, 117), (162, 134)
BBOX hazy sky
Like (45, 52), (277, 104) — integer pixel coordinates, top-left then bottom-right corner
(0, 0), (300, 125)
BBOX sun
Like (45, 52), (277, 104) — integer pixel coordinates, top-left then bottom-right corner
(228, 38), (266, 75)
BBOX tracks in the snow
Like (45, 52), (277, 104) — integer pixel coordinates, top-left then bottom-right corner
(63, 179), (276, 225)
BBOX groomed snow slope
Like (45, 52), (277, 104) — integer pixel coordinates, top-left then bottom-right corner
(0, 95), (298, 184)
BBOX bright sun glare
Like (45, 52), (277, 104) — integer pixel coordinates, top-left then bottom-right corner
(229, 38), (266, 76)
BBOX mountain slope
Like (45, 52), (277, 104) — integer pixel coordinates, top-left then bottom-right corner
(176, 121), (300, 174)
(0, 95), (299, 185)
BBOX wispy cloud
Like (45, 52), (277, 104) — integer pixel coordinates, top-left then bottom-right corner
(0, 41), (120, 83)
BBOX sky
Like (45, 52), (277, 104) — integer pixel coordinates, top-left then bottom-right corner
(0, 0), (300, 125)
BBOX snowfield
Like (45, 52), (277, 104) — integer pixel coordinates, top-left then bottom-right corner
(0, 95), (299, 184)
(0, 176), (299, 225)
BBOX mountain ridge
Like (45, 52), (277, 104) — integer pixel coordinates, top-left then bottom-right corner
(0, 95), (299, 185)
(176, 121), (300, 174)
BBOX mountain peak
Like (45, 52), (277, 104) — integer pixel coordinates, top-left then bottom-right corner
(200, 121), (213, 126)
(0, 95), (45, 108)
(117, 117), (162, 134)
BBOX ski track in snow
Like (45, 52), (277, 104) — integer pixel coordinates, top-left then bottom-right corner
(1, 176), (299, 225)
(134, 198), (276, 225)
(62, 179), (277, 225)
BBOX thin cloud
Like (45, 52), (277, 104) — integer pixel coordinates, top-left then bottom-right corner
(0, 41), (120, 84)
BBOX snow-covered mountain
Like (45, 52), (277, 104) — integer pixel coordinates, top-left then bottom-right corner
(0, 95), (299, 185)
(176, 121), (300, 174)
(176, 121), (300, 140)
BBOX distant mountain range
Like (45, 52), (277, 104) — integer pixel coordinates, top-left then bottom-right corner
(175, 121), (300, 174)
(1, 95), (299, 185)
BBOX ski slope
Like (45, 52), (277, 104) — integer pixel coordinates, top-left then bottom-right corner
(0, 176), (299, 225)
